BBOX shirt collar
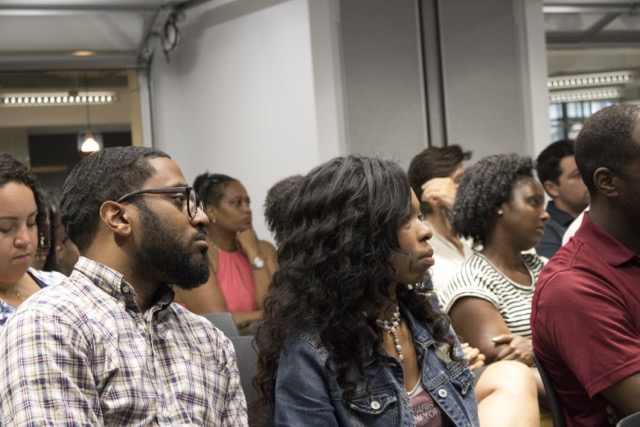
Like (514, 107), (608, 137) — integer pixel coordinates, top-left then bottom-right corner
(576, 213), (638, 267)
(73, 256), (175, 312)
(546, 201), (575, 227)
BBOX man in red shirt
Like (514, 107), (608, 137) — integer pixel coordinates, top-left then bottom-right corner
(531, 103), (640, 427)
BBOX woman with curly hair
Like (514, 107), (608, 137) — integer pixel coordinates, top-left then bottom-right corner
(0, 153), (54, 327)
(438, 154), (548, 385)
(254, 156), (479, 426)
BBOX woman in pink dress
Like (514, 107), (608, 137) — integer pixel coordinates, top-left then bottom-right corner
(174, 173), (276, 333)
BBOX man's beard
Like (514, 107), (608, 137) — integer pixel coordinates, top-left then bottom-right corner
(137, 202), (209, 289)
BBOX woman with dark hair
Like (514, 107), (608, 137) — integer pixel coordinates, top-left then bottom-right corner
(174, 173), (276, 332)
(0, 153), (55, 327)
(438, 154), (549, 403)
(410, 149), (541, 425)
(408, 145), (472, 291)
(29, 193), (67, 285)
(263, 174), (305, 245)
(254, 156), (479, 426)
(30, 193), (55, 271)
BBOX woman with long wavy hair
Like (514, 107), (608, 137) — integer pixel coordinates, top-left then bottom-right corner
(253, 156), (478, 426)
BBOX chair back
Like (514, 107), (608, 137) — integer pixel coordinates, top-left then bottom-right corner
(201, 312), (240, 336)
(533, 352), (567, 427)
(618, 412), (640, 427)
(229, 335), (258, 403)
(229, 335), (274, 426)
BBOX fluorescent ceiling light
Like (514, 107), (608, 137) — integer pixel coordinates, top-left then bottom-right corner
(72, 51), (96, 57)
(549, 87), (623, 103)
(1, 91), (116, 107)
(548, 70), (634, 89)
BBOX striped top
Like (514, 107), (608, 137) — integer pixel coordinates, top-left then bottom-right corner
(438, 252), (546, 337)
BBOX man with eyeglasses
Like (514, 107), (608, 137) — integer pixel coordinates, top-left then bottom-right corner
(0, 147), (248, 426)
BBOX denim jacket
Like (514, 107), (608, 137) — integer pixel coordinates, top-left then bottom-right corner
(274, 304), (479, 426)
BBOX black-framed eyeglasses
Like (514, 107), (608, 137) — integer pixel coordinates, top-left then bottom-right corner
(116, 186), (203, 219)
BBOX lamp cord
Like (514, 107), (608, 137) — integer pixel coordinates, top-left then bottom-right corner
(84, 72), (92, 133)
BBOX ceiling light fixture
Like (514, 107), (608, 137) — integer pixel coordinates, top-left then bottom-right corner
(548, 70), (634, 90)
(71, 50), (97, 57)
(1, 92), (116, 107)
(549, 87), (623, 103)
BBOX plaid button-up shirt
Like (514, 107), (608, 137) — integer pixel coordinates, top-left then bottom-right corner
(0, 256), (248, 426)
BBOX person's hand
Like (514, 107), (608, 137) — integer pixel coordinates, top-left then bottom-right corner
(236, 227), (260, 258)
(421, 177), (457, 210)
(492, 334), (534, 366)
(461, 342), (485, 371)
(606, 403), (620, 425)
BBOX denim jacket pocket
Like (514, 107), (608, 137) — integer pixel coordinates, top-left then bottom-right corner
(347, 391), (397, 415)
(449, 366), (475, 396)
(333, 385), (400, 426)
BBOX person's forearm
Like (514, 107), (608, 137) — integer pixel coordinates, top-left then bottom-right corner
(232, 310), (263, 325)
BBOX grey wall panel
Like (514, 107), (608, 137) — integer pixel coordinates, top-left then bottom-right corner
(339, 0), (428, 168)
(439, 0), (528, 159)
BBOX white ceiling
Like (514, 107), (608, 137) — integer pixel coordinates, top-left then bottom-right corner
(0, 1), (639, 92)
(544, 0), (640, 49)
(0, 1), (638, 72)
(0, 0), (189, 71)
(544, 1), (640, 101)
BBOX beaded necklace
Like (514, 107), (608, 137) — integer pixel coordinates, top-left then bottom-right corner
(376, 304), (403, 362)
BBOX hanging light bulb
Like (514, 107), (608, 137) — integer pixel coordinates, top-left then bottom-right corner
(78, 72), (103, 157)
(81, 130), (100, 153)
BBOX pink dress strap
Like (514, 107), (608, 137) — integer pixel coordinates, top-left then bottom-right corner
(216, 249), (257, 313)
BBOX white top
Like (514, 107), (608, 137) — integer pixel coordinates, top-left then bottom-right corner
(425, 221), (473, 291)
(562, 208), (587, 246)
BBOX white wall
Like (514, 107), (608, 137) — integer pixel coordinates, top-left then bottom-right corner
(151, 0), (344, 242)
(149, 0), (551, 241)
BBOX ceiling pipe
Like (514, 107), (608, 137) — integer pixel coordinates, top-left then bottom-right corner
(136, 0), (191, 67)
(0, 1), (164, 13)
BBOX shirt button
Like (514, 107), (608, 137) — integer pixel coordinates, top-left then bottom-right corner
(122, 285), (130, 293)
(370, 400), (381, 410)
(438, 389), (448, 398)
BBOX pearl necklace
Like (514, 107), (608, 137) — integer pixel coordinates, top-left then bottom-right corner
(376, 304), (403, 362)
